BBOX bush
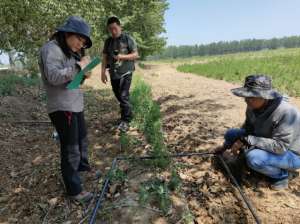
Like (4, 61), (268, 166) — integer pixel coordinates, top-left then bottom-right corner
(131, 77), (184, 215)
(130, 76), (170, 169)
(0, 74), (39, 96)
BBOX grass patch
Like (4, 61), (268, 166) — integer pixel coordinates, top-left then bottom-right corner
(177, 47), (300, 96)
(0, 74), (39, 96)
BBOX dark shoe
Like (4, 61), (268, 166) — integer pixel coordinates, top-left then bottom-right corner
(118, 121), (129, 132)
(71, 191), (93, 203)
(270, 178), (288, 190)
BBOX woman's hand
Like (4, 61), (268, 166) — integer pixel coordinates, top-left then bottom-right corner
(84, 71), (92, 79)
(77, 56), (91, 69)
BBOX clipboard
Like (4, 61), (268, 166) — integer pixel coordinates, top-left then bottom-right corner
(67, 56), (101, 89)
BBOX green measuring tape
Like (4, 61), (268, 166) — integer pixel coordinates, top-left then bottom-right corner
(67, 56), (101, 90)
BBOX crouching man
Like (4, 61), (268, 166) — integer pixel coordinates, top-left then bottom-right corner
(217, 74), (300, 190)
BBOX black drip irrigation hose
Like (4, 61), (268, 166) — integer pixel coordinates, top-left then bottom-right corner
(11, 121), (52, 125)
(217, 155), (261, 224)
(88, 152), (261, 224)
(117, 151), (215, 160)
(89, 158), (118, 224)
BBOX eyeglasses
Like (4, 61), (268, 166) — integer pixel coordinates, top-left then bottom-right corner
(76, 35), (87, 48)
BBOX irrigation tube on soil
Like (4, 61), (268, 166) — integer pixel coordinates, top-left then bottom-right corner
(89, 158), (118, 224)
(117, 151), (215, 160)
(217, 155), (261, 224)
(89, 152), (261, 224)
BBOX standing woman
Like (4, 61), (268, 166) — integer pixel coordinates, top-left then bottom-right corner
(39, 16), (93, 202)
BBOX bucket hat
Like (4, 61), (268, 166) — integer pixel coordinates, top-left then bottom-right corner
(231, 75), (281, 99)
(56, 16), (92, 48)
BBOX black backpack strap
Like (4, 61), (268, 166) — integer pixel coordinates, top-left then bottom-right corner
(124, 33), (132, 53)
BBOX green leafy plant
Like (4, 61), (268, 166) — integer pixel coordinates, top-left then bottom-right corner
(120, 132), (142, 151)
(168, 169), (182, 192)
(138, 170), (182, 215)
(120, 132), (130, 150)
(138, 178), (171, 214)
(108, 168), (127, 183)
(0, 74), (39, 96)
(182, 211), (195, 224)
(130, 76), (170, 169)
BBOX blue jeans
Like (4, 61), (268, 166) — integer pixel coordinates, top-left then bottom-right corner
(224, 128), (300, 180)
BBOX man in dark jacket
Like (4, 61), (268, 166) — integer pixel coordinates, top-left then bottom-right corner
(217, 75), (300, 190)
(101, 16), (139, 132)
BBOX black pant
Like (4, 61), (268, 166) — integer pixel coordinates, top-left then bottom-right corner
(49, 111), (90, 196)
(111, 74), (133, 122)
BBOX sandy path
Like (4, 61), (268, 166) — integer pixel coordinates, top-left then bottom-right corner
(142, 64), (246, 151)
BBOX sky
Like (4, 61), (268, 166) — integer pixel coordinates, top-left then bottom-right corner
(164, 0), (300, 46)
(2, 0), (300, 64)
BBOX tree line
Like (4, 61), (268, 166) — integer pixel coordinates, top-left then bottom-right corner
(148, 36), (300, 60)
(0, 0), (168, 72)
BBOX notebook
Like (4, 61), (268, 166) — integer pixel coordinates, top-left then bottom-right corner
(67, 56), (101, 89)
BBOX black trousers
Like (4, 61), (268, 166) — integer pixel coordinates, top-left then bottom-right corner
(111, 73), (133, 122)
(49, 111), (90, 196)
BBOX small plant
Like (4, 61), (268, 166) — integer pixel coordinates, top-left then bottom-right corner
(182, 211), (195, 224)
(139, 178), (171, 214)
(168, 169), (182, 192)
(138, 170), (182, 215)
(120, 132), (142, 151)
(130, 136), (142, 146)
(120, 132), (130, 150)
(108, 168), (127, 183)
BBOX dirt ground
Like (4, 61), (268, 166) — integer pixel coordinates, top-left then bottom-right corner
(0, 79), (124, 223)
(1, 63), (300, 224)
(141, 63), (300, 224)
